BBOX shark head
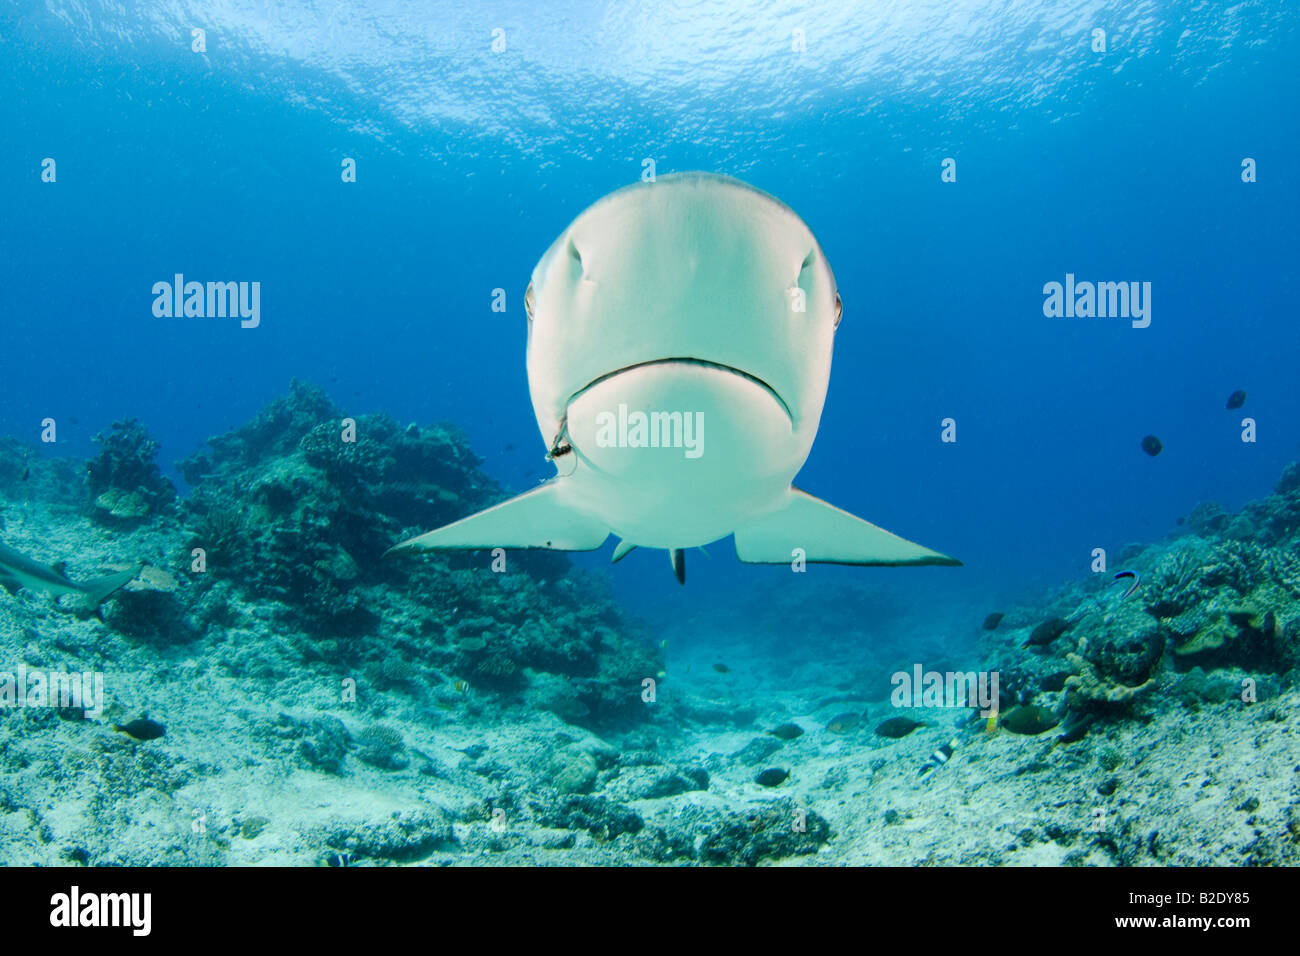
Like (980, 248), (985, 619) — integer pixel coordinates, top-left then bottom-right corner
(524, 172), (841, 464)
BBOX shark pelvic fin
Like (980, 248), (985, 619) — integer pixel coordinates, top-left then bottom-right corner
(670, 548), (686, 584)
(611, 539), (637, 563)
(385, 482), (609, 555)
(734, 488), (961, 567)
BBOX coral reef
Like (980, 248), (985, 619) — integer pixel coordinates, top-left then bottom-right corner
(986, 465), (1300, 740)
(294, 717), (351, 775)
(353, 723), (408, 771)
(531, 795), (645, 840)
(3, 385), (1299, 867)
(0, 437), (32, 487)
(173, 382), (659, 712)
(692, 801), (832, 866)
(85, 419), (176, 523)
(318, 809), (455, 863)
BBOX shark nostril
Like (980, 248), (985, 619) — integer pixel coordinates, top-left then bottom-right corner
(565, 238), (586, 282)
(795, 250), (817, 308)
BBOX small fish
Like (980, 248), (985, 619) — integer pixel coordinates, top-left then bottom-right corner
(1141, 434), (1163, 457)
(1054, 713), (1095, 745)
(20, 464), (29, 482)
(1226, 390), (1247, 410)
(755, 767), (789, 787)
(826, 712), (862, 734)
(875, 716), (924, 739)
(1262, 609), (1278, 638)
(450, 743), (488, 759)
(999, 705), (1060, 736)
(1067, 570), (1143, 623)
(767, 723), (804, 740)
(1023, 617), (1070, 649)
(452, 679), (470, 694)
(659, 639), (668, 649)
(919, 738), (959, 776)
(1112, 569), (1141, 601)
(982, 612), (1004, 630)
(113, 717), (165, 741)
(712, 663), (730, 674)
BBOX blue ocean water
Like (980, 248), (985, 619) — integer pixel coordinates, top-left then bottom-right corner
(1, 0), (1297, 629)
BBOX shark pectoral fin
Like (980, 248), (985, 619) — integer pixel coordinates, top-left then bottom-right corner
(734, 488), (961, 567)
(79, 562), (144, 608)
(385, 482), (609, 555)
(611, 539), (637, 563)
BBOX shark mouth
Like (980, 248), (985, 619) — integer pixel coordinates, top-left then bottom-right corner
(565, 357), (792, 422)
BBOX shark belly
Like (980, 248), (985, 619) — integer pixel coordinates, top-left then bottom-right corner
(562, 360), (798, 548)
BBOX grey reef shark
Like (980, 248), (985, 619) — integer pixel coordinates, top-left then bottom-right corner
(389, 172), (959, 583)
(0, 542), (142, 610)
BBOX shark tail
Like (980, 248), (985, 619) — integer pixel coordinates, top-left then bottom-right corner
(78, 563), (144, 608)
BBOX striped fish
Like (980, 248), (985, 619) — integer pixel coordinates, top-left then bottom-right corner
(919, 737), (960, 777)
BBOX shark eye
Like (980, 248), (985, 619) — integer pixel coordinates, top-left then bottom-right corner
(834, 292), (843, 328)
(525, 283), (535, 322)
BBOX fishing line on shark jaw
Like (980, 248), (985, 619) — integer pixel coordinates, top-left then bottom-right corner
(546, 416), (577, 477)
(1066, 569), (1141, 623)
